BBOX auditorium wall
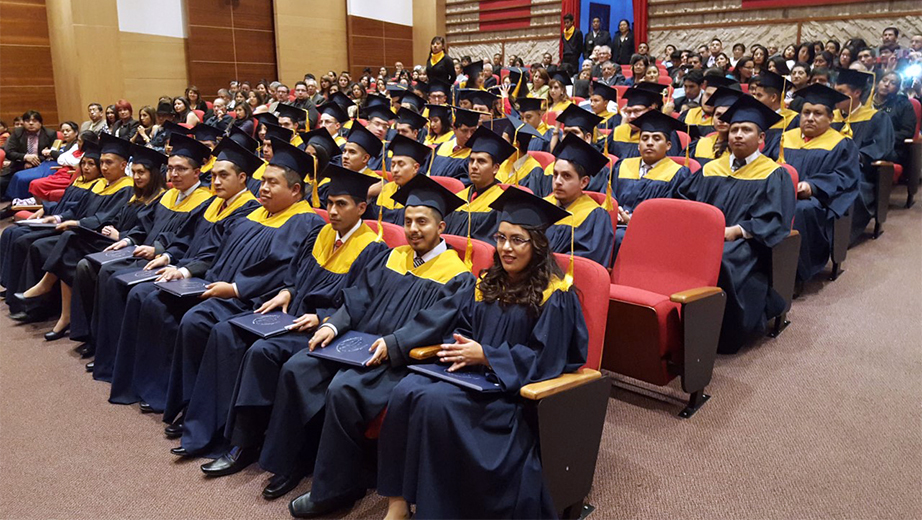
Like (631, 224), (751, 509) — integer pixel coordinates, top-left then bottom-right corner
(0, 0), (59, 125)
(274, 0), (348, 87)
(646, 0), (922, 55)
(445, 0), (561, 66)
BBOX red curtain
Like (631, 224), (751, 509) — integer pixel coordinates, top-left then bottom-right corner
(632, 0), (648, 48)
(559, 0), (580, 61)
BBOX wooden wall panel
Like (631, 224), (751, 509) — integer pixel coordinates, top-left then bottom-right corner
(0, 0), (58, 125)
(186, 0), (231, 26)
(188, 26), (235, 58)
(347, 16), (414, 81)
(232, 1), (274, 31)
(234, 29), (277, 64)
(0, 2), (50, 45)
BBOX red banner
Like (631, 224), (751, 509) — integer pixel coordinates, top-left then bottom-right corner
(480, 0), (531, 32)
(742, 0), (868, 8)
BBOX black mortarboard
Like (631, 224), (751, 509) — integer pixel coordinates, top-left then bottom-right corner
(129, 143), (168, 170)
(346, 122), (383, 157)
(703, 74), (738, 88)
(463, 60), (484, 84)
(156, 101), (174, 115)
(636, 81), (671, 100)
(211, 137), (262, 176)
(622, 86), (662, 108)
(516, 97), (545, 113)
(255, 112), (280, 126)
(398, 91), (426, 112)
(453, 106), (482, 128)
(414, 80), (429, 95)
(754, 69), (794, 93)
(467, 126), (516, 163)
(486, 118), (512, 137)
(591, 81), (619, 102)
(324, 164), (379, 200)
(82, 140), (101, 161)
(459, 89), (498, 109)
(557, 104), (604, 133)
(228, 125), (259, 153)
(551, 133), (609, 177)
(428, 78), (452, 97)
(387, 84), (409, 98)
(300, 128), (342, 158)
(318, 102), (350, 123)
(364, 103), (396, 122)
(262, 122), (293, 142)
(192, 123), (223, 143)
(489, 186), (569, 228)
(504, 114), (541, 147)
(276, 103), (307, 124)
(269, 136), (315, 176)
(396, 107), (428, 130)
(387, 134), (432, 165)
(793, 83), (849, 110)
(506, 67), (530, 97)
(721, 95), (783, 131)
(168, 133), (211, 164)
(365, 94), (391, 109)
(329, 92), (355, 110)
(99, 133), (131, 159)
(426, 104), (453, 127)
(552, 71), (572, 86)
(391, 174), (465, 218)
(632, 109), (686, 135)
(160, 121), (192, 138)
(836, 68), (873, 90)
(705, 86), (744, 108)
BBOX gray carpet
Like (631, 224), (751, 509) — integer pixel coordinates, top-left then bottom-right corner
(1, 192), (920, 519)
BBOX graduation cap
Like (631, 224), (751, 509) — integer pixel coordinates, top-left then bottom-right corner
(552, 71), (572, 87)
(622, 86), (662, 108)
(486, 118), (512, 137)
(504, 114), (542, 148)
(836, 68), (873, 90)
(467, 125), (516, 163)
(365, 94), (391, 109)
(129, 143), (168, 171)
(557, 104), (603, 133)
(329, 92), (355, 110)
(703, 74), (738, 89)
(459, 89), (498, 109)
(591, 81), (619, 102)
(388, 134), (432, 165)
(516, 97), (545, 113)
(414, 80), (429, 95)
(276, 103), (308, 125)
(793, 83), (849, 110)
(364, 103), (396, 122)
(426, 104), (453, 126)
(99, 133), (132, 159)
(398, 91), (426, 112)
(391, 173), (465, 218)
(506, 67), (530, 97)
(489, 186), (569, 229)
(156, 101), (174, 115)
(300, 128), (342, 159)
(387, 84), (409, 98)
(721, 95), (783, 131)
(228, 125), (259, 153)
(428, 79), (452, 102)
(552, 133), (609, 178)
(168, 133), (212, 165)
(160, 121), (192, 139)
(255, 112), (280, 127)
(346, 121), (383, 157)
(263, 122), (293, 143)
(632, 109), (686, 136)
(462, 60), (484, 84)
(192, 123), (223, 143)
(82, 140), (102, 161)
(324, 164), (379, 200)
(269, 136), (315, 176)
(753, 69), (794, 93)
(318, 102), (350, 123)
(453, 106), (482, 128)
(211, 137), (263, 176)
(704, 86), (745, 108)
(395, 107), (428, 131)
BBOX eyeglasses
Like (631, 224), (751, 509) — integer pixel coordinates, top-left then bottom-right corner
(493, 233), (531, 247)
(166, 165), (192, 174)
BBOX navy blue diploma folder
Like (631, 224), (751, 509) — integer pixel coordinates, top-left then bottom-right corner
(308, 330), (379, 367)
(114, 269), (161, 287)
(73, 225), (116, 241)
(409, 363), (504, 393)
(86, 246), (136, 266)
(228, 311), (297, 339)
(154, 277), (209, 297)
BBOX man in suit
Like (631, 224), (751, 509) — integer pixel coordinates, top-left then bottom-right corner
(591, 46), (614, 78)
(1, 110), (57, 201)
(561, 13), (583, 73)
(585, 17), (611, 59)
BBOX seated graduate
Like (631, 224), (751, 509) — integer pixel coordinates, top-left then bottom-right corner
(587, 81), (621, 136)
(429, 106), (482, 184)
(544, 133), (615, 267)
(613, 109), (693, 259)
(297, 129), (338, 208)
(379, 188), (588, 520)
(367, 134), (433, 224)
(444, 126), (517, 242)
(342, 121), (385, 181)
(393, 107), (428, 143)
(255, 123), (292, 193)
(749, 70), (799, 160)
(782, 84), (860, 282)
(673, 95), (794, 354)
(423, 102), (455, 147)
(272, 174), (474, 518)
(276, 103), (310, 148)
(191, 123), (223, 185)
(155, 139), (326, 433)
(548, 71), (574, 113)
(830, 68), (896, 243)
(316, 99), (350, 149)
(607, 84), (683, 160)
(537, 104), (607, 196)
(512, 97), (552, 152)
(9, 135), (143, 330)
(458, 89), (498, 126)
(106, 138), (263, 407)
(177, 166), (389, 470)
(687, 86), (743, 166)
(496, 115), (545, 186)
(222, 125), (266, 196)
(680, 71), (737, 137)
(359, 102), (395, 171)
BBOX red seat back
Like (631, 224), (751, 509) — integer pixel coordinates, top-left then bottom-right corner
(363, 219), (407, 247)
(741, 83), (750, 94)
(909, 97), (921, 137)
(206, 101), (213, 110)
(442, 234), (494, 276)
(543, 111), (559, 126)
(571, 96), (585, 104)
(314, 208), (330, 223)
(615, 85), (628, 101)
(612, 199), (725, 295)
(430, 175), (465, 193)
(500, 183), (532, 194)
(193, 109), (205, 122)
(669, 156), (701, 173)
(554, 253), (610, 370)
(527, 151), (555, 169)
(676, 130), (690, 149)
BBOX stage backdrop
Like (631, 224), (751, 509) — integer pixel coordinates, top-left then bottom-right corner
(446, 0), (561, 66)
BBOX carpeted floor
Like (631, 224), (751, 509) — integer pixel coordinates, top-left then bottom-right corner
(1, 192), (920, 519)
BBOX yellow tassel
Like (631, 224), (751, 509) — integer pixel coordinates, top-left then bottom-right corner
(375, 204), (384, 242)
(311, 155), (320, 209)
(563, 223), (574, 290)
(603, 137), (614, 211)
(426, 146), (435, 177)
(842, 97), (854, 139)
(512, 125), (521, 185)
(778, 83), (787, 164)
(464, 198), (473, 269)
(685, 122), (692, 168)
(865, 75), (876, 109)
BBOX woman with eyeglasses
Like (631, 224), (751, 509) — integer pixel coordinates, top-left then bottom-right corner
(378, 187), (588, 520)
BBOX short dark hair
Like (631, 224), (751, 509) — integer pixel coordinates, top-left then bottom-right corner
(273, 163), (305, 196)
(22, 110), (42, 123)
(294, 81), (307, 89)
(61, 120), (79, 133)
(563, 13), (574, 22)
(711, 37), (721, 44)
(883, 27), (899, 37)
(810, 66), (831, 79)
(88, 103), (103, 111)
(733, 43), (746, 52)
(684, 69), (705, 85)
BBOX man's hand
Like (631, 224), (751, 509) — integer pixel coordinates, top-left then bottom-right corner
(132, 245), (156, 259)
(796, 181), (813, 200)
(438, 333), (487, 372)
(288, 313), (319, 333)
(24, 154), (41, 167)
(155, 266), (185, 282)
(105, 239), (130, 251)
(617, 207), (631, 224)
(200, 281), (236, 299)
(40, 216), (57, 223)
(144, 255), (170, 271)
(100, 226), (119, 240)
(366, 338), (389, 367)
(309, 326), (336, 351)
(724, 225), (744, 242)
(41, 148), (52, 158)
(255, 290), (292, 314)
(55, 219), (79, 231)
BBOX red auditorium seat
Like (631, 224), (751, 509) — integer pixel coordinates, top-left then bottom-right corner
(585, 191), (619, 267)
(442, 234), (494, 276)
(741, 84), (750, 94)
(430, 175), (464, 193)
(900, 97), (921, 208)
(675, 130), (690, 150)
(313, 209), (329, 223)
(604, 198), (726, 417)
(193, 110), (205, 122)
(571, 96), (585, 104)
(363, 219), (407, 247)
(206, 101), (213, 110)
(527, 151), (555, 169)
(668, 156), (701, 173)
(543, 110), (559, 127)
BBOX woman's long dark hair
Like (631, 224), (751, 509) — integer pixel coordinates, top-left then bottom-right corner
(132, 164), (167, 204)
(478, 224), (565, 317)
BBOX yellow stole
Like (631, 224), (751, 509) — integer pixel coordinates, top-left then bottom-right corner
(782, 128), (845, 151)
(563, 26), (575, 41)
(311, 223), (378, 274)
(543, 193), (599, 227)
(159, 186), (213, 212)
(429, 51), (445, 66)
(455, 183), (504, 214)
(702, 153), (779, 180)
(202, 190), (257, 223)
(245, 200), (314, 228)
(97, 175), (134, 195)
(385, 245), (468, 283)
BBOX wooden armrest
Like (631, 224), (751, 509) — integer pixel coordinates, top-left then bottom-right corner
(670, 286), (723, 305)
(11, 205), (42, 211)
(520, 368), (602, 400)
(49, 166), (62, 171)
(871, 161), (894, 167)
(409, 345), (440, 360)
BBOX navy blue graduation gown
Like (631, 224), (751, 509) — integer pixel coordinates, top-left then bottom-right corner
(544, 194), (614, 267)
(257, 246), (474, 496)
(365, 181), (406, 225)
(444, 183), (504, 242)
(783, 129), (860, 281)
(760, 108), (798, 161)
(428, 139), (471, 185)
(687, 134), (728, 167)
(674, 154), (794, 353)
(679, 106), (715, 140)
(379, 277), (587, 519)
(605, 123), (683, 161)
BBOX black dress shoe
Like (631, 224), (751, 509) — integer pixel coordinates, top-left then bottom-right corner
(201, 445), (259, 477)
(0, 289), (7, 299)
(12, 292), (39, 304)
(170, 446), (190, 457)
(85, 361), (94, 372)
(76, 343), (95, 358)
(44, 325), (70, 342)
(139, 401), (155, 413)
(263, 473), (303, 500)
(9, 311), (31, 322)
(164, 421), (183, 439)
(288, 489), (365, 518)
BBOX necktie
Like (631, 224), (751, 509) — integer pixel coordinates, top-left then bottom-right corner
(26, 133), (38, 155)
(732, 158), (746, 172)
(639, 164), (650, 178)
(333, 239), (343, 252)
(413, 256), (424, 268)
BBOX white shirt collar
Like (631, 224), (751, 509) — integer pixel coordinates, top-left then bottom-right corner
(513, 152), (529, 170)
(415, 239), (447, 264)
(731, 150), (761, 169)
(336, 219), (362, 243)
(222, 188), (245, 206)
(641, 156), (666, 172)
(177, 181), (201, 201)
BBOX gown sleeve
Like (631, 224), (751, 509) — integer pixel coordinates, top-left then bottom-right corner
(77, 186), (133, 230)
(573, 206), (615, 267)
(804, 139), (861, 218)
(737, 168), (795, 248)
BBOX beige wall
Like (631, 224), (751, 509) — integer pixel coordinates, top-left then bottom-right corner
(412, 0), (446, 65)
(45, 0), (187, 123)
(274, 0), (349, 86)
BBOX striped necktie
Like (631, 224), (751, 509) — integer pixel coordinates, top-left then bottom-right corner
(413, 256), (424, 268)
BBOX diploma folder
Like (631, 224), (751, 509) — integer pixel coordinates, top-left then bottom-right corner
(307, 330), (379, 367)
(154, 277), (209, 298)
(73, 225), (116, 242)
(228, 311), (297, 339)
(113, 269), (161, 287)
(85, 246), (136, 266)
(409, 363), (504, 393)
(14, 220), (57, 228)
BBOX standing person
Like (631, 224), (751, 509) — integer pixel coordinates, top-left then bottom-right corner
(561, 13), (583, 73)
(612, 19), (635, 65)
(426, 36), (456, 86)
(584, 16), (611, 59)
